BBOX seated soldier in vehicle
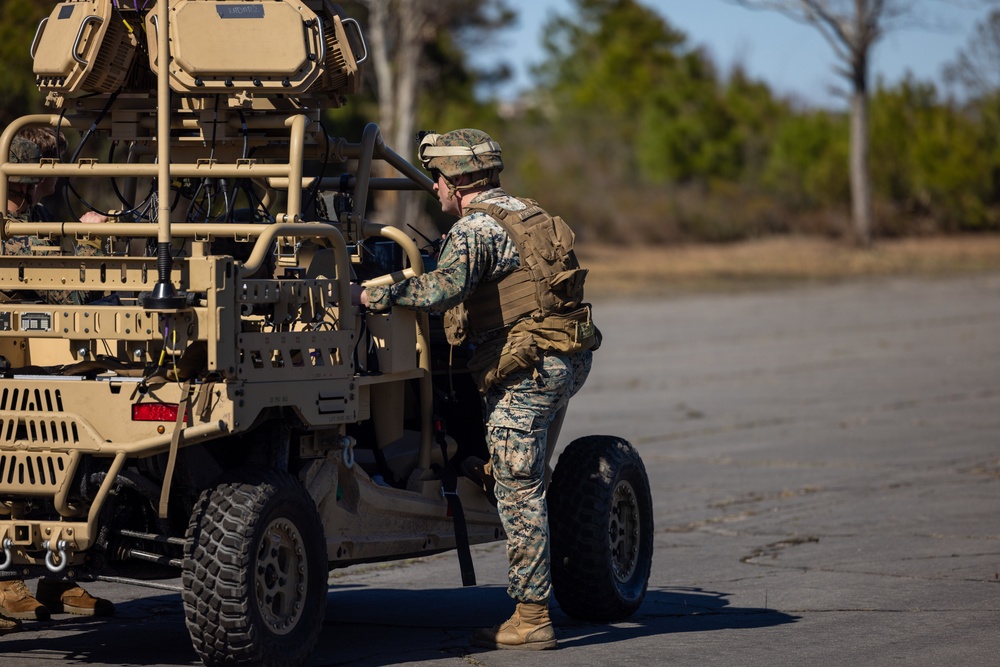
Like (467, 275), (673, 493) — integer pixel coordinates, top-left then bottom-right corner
(17, 125), (109, 237)
(17, 126), (108, 303)
(3, 135), (83, 305)
(0, 136), (115, 628)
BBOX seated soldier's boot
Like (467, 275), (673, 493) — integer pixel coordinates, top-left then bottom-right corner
(0, 579), (49, 620)
(472, 601), (557, 650)
(0, 614), (21, 635)
(35, 579), (114, 617)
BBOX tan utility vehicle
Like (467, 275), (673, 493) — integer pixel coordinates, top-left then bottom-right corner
(0, 2), (653, 665)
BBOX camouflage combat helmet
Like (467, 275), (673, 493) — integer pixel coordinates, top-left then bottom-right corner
(8, 137), (43, 184)
(418, 129), (503, 180)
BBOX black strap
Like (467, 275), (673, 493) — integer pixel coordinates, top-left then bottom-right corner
(437, 420), (476, 586)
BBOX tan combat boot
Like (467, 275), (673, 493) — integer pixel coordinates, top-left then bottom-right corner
(35, 579), (115, 617)
(0, 579), (49, 620)
(0, 614), (21, 635)
(472, 601), (557, 650)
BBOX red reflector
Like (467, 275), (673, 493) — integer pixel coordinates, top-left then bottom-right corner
(132, 403), (180, 422)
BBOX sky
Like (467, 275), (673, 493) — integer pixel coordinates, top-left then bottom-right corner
(480, 0), (995, 108)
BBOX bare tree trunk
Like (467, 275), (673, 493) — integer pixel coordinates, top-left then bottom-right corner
(360, 0), (427, 228)
(849, 89), (873, 247)
(848, 0), (873, 248)
(389, 0), (427, 229)
(393, 0), (424, 154)
(732, 0), (919, 247)
(367, 1), (395, 139)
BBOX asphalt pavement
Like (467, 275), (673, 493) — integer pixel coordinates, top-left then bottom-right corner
(2, 273), (998, 666)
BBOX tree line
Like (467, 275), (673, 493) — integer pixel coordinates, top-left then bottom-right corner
(3, 0), (999, 245)
(495, 0), (1000, 245)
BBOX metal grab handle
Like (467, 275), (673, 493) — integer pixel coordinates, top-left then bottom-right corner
(361, 267), (419, 289)
(30, 17), (48, 59)
(313, 16), (327, 67)
(0, 538), (12, 570)
(72, 15), (105, 66)
(358, 221), (424, 288)
(42, 540), (70, 574)
(148, 15), (161, 68)
(342, 17), (368, 65)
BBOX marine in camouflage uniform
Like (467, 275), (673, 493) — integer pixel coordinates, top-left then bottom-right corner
(360, 129), (597, 650)
(3, 136), (79, 305)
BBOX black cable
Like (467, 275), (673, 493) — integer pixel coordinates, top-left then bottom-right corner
(184, 179), (207, 222)
(237, 109), (249, 159)
(63, 91), (121, 219)
(107, 140), (135, 210)
(219, 178), (230, 221)
(303, 121), (331, 214)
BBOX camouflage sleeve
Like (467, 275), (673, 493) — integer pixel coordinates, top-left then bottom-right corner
(365, 214), (516, 313)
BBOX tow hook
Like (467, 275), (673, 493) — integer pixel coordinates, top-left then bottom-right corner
(0, 538), (12, 570)
(42, 539), (69, 573)
(340, 436), (356, 469)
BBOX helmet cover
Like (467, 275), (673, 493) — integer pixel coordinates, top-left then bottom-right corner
(418, 128), (503, 179)
(8, 137), (43, 184)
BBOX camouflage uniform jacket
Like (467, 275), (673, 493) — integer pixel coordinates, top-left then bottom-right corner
(365, 188), (526, 344)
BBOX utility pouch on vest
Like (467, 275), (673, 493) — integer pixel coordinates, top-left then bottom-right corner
(443, 303), (470, 346)
(520, 304), (601, 353)
(467, 331), (540, 394)
(518, 210), (587, 313)
(549, 267), (588, 309)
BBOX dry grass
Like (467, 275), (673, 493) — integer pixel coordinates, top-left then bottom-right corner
(577, 234), (1000, 298)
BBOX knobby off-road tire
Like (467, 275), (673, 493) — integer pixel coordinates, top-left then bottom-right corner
(182, 468), (328, 667)
(549, 435), (653, 622)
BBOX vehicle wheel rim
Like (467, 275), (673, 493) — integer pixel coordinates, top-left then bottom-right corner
(609, 479), (640, 584)
(255, 518), (307, 636)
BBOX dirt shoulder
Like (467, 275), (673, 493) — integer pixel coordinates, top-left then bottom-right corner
(577, 234), (1000, 298)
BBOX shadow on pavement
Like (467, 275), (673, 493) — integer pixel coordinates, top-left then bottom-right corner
(556, 586), (800, 648)
(0, 592), (198, 666)
(0, 585), (797, 666)
(318, 584), (799, 665)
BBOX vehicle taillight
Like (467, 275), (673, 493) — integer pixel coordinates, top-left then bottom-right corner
(132, 403), (182, 422)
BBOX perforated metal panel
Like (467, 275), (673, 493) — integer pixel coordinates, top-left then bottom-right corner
(0, 451), (73, 494)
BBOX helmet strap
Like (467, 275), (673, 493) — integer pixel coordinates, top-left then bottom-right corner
(443, 169), (498, 198)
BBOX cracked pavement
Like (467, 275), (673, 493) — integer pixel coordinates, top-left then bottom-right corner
(4, 274), (998, 666)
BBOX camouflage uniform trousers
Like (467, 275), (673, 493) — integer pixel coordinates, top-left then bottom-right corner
(1, 235), (81, 305)
(483, 348), (593, 603)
